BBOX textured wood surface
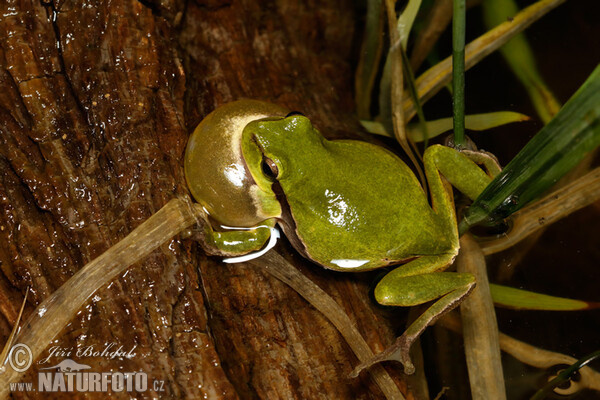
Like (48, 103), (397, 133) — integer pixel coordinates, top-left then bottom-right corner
(0, 1), (410, 398)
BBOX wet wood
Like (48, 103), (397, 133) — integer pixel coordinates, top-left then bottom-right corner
(0, 0), (409, 398)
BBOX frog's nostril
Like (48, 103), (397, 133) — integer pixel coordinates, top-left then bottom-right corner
(285, 111), (305, 118)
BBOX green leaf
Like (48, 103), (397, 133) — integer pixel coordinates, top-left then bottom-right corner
(490, 284), (598, 311)
(461, 64), (600, 231)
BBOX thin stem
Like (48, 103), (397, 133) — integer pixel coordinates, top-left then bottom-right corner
(452, 0), (466, 147)
(530, 351), (600, 400)
(0, 196), (206, 398)
(439, 313), (600, 393)
(252, 251), (406, 400)
(478, 167), (600, 255)
(457, 234), (506, 400)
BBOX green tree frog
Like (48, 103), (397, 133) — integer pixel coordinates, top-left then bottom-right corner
(184, 99), (496, 374)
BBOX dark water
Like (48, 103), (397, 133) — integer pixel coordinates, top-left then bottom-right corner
(416, 1), (600, 399)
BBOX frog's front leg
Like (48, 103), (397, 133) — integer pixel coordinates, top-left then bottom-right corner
(352, 255), (476, 375)
(197, 220), (275, 257)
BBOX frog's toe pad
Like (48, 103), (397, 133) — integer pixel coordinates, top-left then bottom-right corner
(349, 335), (415, 378)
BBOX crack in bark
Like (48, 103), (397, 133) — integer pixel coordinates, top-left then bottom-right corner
(42, 0), (92, 131)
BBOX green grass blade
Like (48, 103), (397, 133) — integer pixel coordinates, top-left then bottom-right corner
(452, 0), (467, 147)
(461, 64), (600, 230)
(482, 0), (561, 124)
(355, 0), (384, 119)
(490, 284), (599, 311)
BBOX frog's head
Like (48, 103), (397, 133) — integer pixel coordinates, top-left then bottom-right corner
(186, 100), (351, 269)
(240, 113), (324, 193)
(241, 114), (342, 263)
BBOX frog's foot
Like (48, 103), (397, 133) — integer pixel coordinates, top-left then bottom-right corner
(351, 269), (475, 377)
(459, 149), (501, 177)
(443, 135), (502, 176)
(350, 334), (416, 377)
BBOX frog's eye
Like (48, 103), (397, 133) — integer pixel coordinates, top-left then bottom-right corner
(285, 111), (304, 118)
(261, 157), (279, 180)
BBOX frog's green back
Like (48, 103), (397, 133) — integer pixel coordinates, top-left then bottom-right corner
(245, 116), (455, 271)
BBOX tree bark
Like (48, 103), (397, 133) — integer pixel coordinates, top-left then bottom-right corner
(0, 0), (410, 398)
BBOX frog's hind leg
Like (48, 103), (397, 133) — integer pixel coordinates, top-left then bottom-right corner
(352, 254), (475, 376)
(351, 146), (494, 376)
(423, 144), (497, 243)
(424, 144), (494, 214)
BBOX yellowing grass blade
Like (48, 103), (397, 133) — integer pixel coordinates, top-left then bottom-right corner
(410, 111), (530, 141)
(403, 0), (567, 121)
(0, 288), (29, 372)
(360, 120), (390, 137)
(398, 0), (422, 49)
(490, 284), (599, 311)
(383, 0), (427, 189)
(482, 0), (561, 124)
(361, 111), (530, 141)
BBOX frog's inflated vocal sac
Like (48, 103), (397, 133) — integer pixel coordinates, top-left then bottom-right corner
(184, 99), (494, 373)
